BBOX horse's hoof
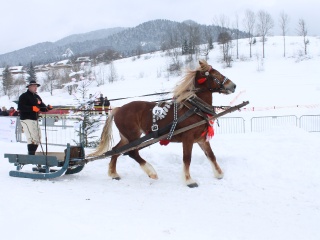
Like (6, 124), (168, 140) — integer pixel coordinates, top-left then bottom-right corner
(112, 177), (121, 180)
(215, 172), (224, 179)
(149, 174), (158, 180)
(187, 183), (199, 188)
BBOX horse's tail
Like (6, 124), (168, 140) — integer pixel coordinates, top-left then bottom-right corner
(88, 107), (119, 157)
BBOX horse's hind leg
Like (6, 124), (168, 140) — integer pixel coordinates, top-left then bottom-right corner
(127, 150), (158, 179)
(108, 137), (128, 180)
(109, 154), (121, 180)
(198, 141), (224, 179)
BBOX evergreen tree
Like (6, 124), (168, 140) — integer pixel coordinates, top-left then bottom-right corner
(2, 66), (13, 96)
(26, 62), (37, 82)
(208, 36), (214, 50)
(72, 79), (102, 147)
(182, 39), (189, 55)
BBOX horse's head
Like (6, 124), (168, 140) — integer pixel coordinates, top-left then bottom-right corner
(195, 60), (236, 94)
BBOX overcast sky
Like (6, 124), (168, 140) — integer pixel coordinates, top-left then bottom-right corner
(0, 0), (319, 55)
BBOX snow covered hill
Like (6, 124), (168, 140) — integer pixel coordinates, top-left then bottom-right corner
(0, 36), (320, 240)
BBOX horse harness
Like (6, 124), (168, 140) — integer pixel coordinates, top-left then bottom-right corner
(104, 96), (217, 157)
(197, 68), (229, 93)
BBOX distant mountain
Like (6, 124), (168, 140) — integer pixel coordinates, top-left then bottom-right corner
(54, 27), (126, 46)
(0, 19), (248, 66)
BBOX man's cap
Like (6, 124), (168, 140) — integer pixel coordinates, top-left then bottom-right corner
(26, 80), (40, 88)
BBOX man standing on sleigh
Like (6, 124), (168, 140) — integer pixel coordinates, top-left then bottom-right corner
(18, 80), (53, 155)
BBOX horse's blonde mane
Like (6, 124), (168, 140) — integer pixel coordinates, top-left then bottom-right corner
(173, 59), (212, 104)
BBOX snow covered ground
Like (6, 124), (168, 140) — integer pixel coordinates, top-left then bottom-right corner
(1, 36), (320, 240)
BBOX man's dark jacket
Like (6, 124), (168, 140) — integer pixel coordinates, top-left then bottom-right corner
(18, 90), (49, 120)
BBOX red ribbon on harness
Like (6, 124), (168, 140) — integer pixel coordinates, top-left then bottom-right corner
(159, 139), (170, 146)
(197, 78), (207, 84)
(201, 115), (214, 141)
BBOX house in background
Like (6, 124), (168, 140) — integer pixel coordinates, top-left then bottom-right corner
(34, 64), (50, 72)
(52, 59), (73, 69)
(75, 56), (91, 67)
(8, 66), (26, 75)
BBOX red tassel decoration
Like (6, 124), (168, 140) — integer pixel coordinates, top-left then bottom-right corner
(197, 78), (207, 84)
(159, 140), (170, 146)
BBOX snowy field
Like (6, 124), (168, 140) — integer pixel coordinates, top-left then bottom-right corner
(1, 36), (320, 240)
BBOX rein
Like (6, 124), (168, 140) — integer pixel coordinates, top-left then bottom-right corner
(108, 91), (171, 102)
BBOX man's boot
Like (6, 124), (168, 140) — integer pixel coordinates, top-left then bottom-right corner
(27, 144), (38, 155)
(28, 144), (42, 171)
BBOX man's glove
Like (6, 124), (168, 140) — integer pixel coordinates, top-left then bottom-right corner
(32, 106), (40, 112)
(47, 105), (53, 110)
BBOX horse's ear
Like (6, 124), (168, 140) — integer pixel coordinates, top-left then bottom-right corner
(199, 60), (205, 68)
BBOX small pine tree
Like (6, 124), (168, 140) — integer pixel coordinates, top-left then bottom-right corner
(26, 62), (37, 83)
(72, 80), (102, 147)
(2, 66), (13, 96)
(208, 36), (214, 50)
(182, 39), (189, 55)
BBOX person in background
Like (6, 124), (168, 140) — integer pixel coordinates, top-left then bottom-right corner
(95, 93), (104, 114)
(18, 80), (53, 155)
(1, 107), (9, 116)
(104, 96), (110, 115)
(9, 107), (19, 116)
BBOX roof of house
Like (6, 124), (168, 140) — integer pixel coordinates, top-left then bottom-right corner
(8, 66), (26, 74)
(75, 56), (91, 63)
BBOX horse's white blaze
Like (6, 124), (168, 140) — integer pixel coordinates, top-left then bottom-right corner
(141, 162), (158, 179)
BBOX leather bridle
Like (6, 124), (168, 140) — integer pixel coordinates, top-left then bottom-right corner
(197, 69), (229, 93)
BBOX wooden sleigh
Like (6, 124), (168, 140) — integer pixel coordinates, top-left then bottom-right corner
(4, 101), (249, 180)
(5, 144), (85, 179)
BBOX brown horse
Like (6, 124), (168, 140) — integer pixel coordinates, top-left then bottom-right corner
(89, 60), (236, 187)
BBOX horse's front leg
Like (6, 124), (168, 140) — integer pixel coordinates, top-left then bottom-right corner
(198, 141), (224, 179)
(182, 139), (198, 188)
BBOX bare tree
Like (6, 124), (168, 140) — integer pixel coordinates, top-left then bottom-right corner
(108, 61), (118, 83)
(12, 75), (26, 100)
(167, 48), (182, 75)
(234, 13), (240, 59)
(45, 69), (59, 96)
(297, 19), (309, 55)
(214, 14), (233, 65)
(199, 44), (211, 61)
(279, 11), (289, 57)
(218, 32), (232, 66)
(242, 10), (255, 58)
(256, 10), (274, 58)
